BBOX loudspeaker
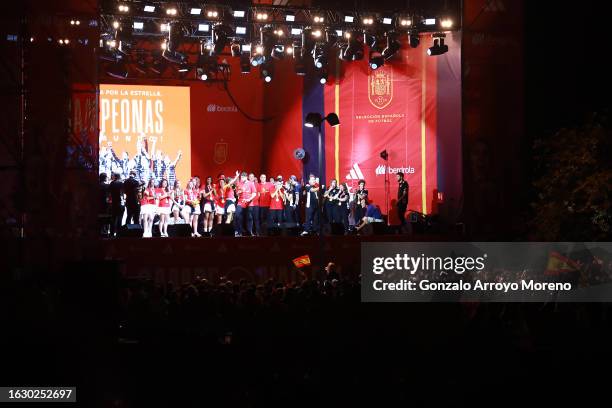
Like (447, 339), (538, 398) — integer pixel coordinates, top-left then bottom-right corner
(212, 223), (235, 237)
(119, 223), (144, 238)
(168, 223), (192, 237)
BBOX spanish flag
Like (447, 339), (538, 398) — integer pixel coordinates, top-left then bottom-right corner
(293, 255), (311, 268)
(544, 251), (579, 276)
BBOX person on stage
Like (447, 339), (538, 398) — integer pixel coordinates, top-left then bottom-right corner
(257, 174), (272, 234)
(353, 179), (369, 225)
(396, 172), (409, 227)
(282, 181), (296, 224)
(171, 180), (190, 225)
(301, 174), (320, 236)
(288, 175), (301, 224)
(156, 179), (171, 237)
(220, 172), (239, 225)
(235, 172), (256, 236)
(323, 179), (339, 224)
(108, 172), (124, 237)
(247, 173), (261, 236)
(124, 170), (142, 225)
(214, 175), (226, 225)
(336, 183), (350, 231)
(202, 176), (216, 235)
(354, 203), (384, 233)
(185, 179), (202, 237)
(269, 179), (285, 227)
(141, 178), (157, 238)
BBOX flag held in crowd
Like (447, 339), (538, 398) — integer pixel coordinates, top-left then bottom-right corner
(293, 255), (311, 268)
(544, 251), (579, 276)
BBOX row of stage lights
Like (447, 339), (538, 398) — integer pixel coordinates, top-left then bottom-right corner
(100, 2), (456, 82)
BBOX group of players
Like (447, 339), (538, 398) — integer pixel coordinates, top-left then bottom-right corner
(100, 169), (388, 238)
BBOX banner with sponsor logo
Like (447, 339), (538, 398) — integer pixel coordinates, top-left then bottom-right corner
(316, 33), (462, 220)
(98, 84), (191, 185)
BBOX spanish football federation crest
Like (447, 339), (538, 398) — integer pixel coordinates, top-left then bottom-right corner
(213, 141), (228, 164)
(368, 66), (393, 109)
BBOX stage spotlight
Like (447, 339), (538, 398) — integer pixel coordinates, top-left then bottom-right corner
(344, 15), (355, 23)
(383, 17), (393, 25)
(196, 54), (217, 80)
(236, 26), (247, 35)
(250, 48), (264, 67)
(211, 24), (232, 55)
(312, 29), (322, 38)
(118, 4), (129, 13)
(314, 15), (324, 24)
(369, 49), (384, 70)
(291, 28), (302, 36)
(207, 10), (219, 19)
(190, 8), (201, 15)
(161, 23), (170, 32)
(198, 24), (210, 32)
(440, 18), (453, 29)
(286, 44), (294, 55)
(240, 53), (251, 73)
(304, 112), (340, 128)
(317, 69), (328, 84)
(399, 18), (412, 27)
(424, 18), (436, 26)
(427, 37), (448, 56)
(362, 17), (374, 26)
(409, 31), (420, 48)
(261, 62), (274, 83)
(234, 10), (246, 18)
(256, 12), (269, 21)
(340, 30), (364, 61)
(144, 5), (155, 13)
(285, 13), (296, 22)
(112, 21), (120, 29)
(231, 42), (241, 57)
(133, 21), (144, 30)
(271, 44), (286, 60)
(166, 8), (178, 16)
(382, 32), (400, 60)
(336, 30), (343, 37)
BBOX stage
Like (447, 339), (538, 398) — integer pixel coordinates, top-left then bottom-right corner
(6, 234), (461, 284)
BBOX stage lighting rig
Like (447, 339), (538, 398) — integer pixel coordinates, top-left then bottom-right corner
(340, 30), (364, 61)
(211, 24), (232, 56)
(197, 54), (218, 81)
(440, 18), (453, 29)
(162, 23), (187, 64)
(427, 33), (448, 56)
(261, 61), (274, 83)
(409, 31), (420, 48)
(399, 17), (412, 28)
(240, 52), (251, 73)
(381, 31), (400, 60)
(369, 49), (384, 70)
(317, 69), (328, 84)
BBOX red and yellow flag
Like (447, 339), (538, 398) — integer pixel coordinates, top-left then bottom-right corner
(292, 255), (311, 268)
(544, 251), (579, 276)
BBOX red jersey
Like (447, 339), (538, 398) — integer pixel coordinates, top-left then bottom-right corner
(185, 189), (199, 205)
(236, 180), (255, 208)
(156, 188), (170, 207)
(269, 187), (285, 211)
(144, 187), (156, 205)
(258, 182), (273, 207)
(248, 181), (259, 207)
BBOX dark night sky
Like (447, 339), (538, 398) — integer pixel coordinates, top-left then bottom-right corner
(525, 1), (610, 134)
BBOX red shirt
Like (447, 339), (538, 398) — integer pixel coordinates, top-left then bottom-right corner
(185, 189), (199, 205)
(248, 181), (259, 207)
(269, 187), (285, 210)
(156, 188), (170, 207)
(258, 182), (273, 207)
(144, 187), (156, 205)
(236, 181), (255, 208)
